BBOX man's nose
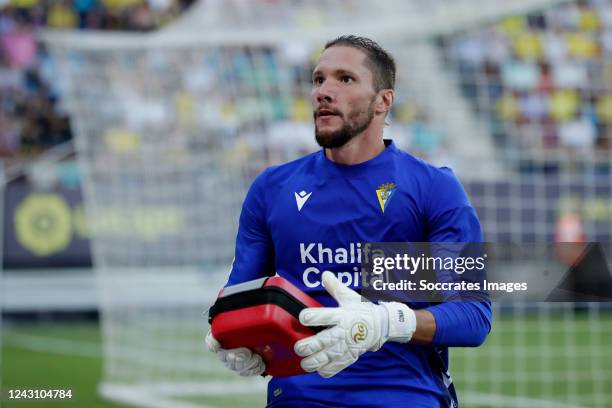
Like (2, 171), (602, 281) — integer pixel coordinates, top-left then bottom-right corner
(315, 83), (335, 103)
(319, 94), (332, 103)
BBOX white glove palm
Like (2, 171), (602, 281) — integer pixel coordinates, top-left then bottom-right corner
(294, 271), (416, 378)
(205, 330), (266, 377)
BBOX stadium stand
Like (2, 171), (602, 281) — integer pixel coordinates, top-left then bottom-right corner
(442, 0), (612, 174)
(0, 0), (194, 163)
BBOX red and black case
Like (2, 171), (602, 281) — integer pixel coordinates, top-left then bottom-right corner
(208, 276), (323, 377)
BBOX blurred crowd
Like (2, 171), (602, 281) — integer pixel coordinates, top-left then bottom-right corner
(0, 0), (194, 161)
(446, 0), (612, 172)
(4, 0), (612, 174)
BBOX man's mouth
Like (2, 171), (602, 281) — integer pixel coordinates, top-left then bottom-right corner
(317, 109), (340, 118)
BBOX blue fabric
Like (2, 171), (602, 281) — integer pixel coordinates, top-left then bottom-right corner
(226, 140), (492, 407)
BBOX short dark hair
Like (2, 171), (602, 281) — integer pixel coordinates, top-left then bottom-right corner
(324, 35), (396, 91)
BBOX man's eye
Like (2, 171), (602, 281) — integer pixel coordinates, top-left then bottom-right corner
(341, 76), (353, 83)
(313, 77), (324, 85)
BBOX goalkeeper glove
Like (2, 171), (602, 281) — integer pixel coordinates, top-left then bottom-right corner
(205, 330), (266, 376)
(294, 271), (416, 378)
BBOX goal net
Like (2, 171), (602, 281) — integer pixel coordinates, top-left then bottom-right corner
(42, 0), (611, 407)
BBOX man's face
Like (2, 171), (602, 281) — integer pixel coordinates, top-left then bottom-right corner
(311, 46), (378, 149)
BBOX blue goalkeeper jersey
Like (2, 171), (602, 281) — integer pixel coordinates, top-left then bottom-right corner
(226, 140), (492, 408)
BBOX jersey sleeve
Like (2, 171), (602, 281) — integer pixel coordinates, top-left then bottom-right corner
(424, 168), (492, 347)
(225, 170), (275, 286)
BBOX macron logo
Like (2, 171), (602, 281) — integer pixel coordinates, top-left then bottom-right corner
(295, 190), (312, 211)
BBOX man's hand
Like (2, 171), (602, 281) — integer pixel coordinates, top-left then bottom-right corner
(294, 271), (416, 378)
(205, 330), (266, 376)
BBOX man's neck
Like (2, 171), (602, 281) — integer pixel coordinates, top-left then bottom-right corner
(325, 132), (386, 165)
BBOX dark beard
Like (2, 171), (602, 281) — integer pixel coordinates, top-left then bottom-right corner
(315, 103), (375, 149)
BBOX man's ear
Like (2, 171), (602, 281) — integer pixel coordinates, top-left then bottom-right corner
(375, 89), (395, 115)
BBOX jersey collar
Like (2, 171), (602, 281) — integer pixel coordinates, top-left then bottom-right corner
(317, 139), (397, 175)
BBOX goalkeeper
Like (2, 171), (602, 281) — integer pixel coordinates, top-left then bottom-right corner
(206, 35), (491, 407)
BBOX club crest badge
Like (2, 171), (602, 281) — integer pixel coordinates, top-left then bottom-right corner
(376, 182), (397, 213)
